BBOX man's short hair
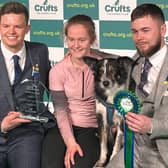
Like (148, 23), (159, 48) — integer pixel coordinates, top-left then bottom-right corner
(0, 1), (29, 24)
(131, 3), (165, 24)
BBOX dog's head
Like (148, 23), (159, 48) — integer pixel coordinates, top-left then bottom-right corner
(84, 56), (133, 102)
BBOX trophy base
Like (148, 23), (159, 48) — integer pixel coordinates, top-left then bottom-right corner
(19, 114), (48, 123)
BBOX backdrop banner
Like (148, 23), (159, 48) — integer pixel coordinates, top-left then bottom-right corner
(0, 0), (168, 63)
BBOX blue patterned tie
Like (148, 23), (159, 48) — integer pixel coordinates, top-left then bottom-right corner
(13, 55), (22, 84)
(138, 58), (152, 96)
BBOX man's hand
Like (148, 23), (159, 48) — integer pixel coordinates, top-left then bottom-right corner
(1, 111), (31, 133)
(125, 112), (152, 134)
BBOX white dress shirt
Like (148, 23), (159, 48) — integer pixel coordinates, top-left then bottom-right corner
(143, 45), (167, 94)
(1, 42), (26, 85)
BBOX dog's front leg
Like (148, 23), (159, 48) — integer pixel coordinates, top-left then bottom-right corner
(94, 103), (108, 167)
(109, 110), (123, 160)
(110, 124), (123, 160)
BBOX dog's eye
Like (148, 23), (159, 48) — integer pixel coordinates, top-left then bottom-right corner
(99, 69), (104, 75)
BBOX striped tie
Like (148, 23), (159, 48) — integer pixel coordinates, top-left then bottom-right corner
(138, 58), (152, 96)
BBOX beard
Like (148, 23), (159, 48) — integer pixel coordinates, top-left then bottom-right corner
(136, 38), (162, 58)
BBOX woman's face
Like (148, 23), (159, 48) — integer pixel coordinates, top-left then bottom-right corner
(66, 24), (93, 59)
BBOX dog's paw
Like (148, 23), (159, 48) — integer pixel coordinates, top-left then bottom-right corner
(109, 152), (117, 161)
(93, 159), (106, 168)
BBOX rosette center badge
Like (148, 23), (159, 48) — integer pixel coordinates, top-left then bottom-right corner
(120, 98), (133, 112)
(114, 90), (141, 115)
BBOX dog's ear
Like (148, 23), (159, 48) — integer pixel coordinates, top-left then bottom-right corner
(117, 56), (133, 68)
(83, 56), (99, 72)
(115, 57), (133, 85)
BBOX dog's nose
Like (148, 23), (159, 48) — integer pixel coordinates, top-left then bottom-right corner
(103, 81), (110, 87)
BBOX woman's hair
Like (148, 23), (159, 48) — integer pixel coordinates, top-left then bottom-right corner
(131, 3), (165, 24)
(64, 14), (96, 44)
(0, 1), (29, 24)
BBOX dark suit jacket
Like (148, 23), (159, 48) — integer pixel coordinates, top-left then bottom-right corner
(0, 41), (55, 135)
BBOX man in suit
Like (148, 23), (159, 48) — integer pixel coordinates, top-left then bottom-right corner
(106, 3), (168, 168)
(0, 2), (55, 168)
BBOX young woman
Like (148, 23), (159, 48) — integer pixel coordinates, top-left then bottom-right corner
(42, 14), (100, 168)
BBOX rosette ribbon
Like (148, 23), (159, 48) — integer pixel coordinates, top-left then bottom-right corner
(113, 90), (141, 168)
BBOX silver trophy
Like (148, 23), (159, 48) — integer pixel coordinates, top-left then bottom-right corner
(14, 64), (49, 123)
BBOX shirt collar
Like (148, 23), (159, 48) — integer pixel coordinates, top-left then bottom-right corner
(149, 45), (167, 70)
(1, 41), (26, 61)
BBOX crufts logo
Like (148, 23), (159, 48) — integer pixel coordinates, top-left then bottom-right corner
(105, 0), (131, 13)
(34, 0), (58, 13)
(43, 0), (48, 5)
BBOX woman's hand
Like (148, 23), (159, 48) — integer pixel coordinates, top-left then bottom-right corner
(64, 140), (83, 168)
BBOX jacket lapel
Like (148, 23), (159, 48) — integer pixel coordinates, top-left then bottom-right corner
(21, 48), (32, 80)
(155, 46), (168, 107)
(132, 55), (143, 86)
(0, 48), (14, 109)
(20, 42), (38, 82)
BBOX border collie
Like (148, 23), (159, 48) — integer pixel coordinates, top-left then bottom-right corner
(84, 56), (133, 167)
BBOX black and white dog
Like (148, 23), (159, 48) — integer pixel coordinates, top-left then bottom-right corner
(84, 56), (133, 167)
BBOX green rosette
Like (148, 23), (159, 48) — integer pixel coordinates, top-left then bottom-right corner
(113, 90), (141, 168)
